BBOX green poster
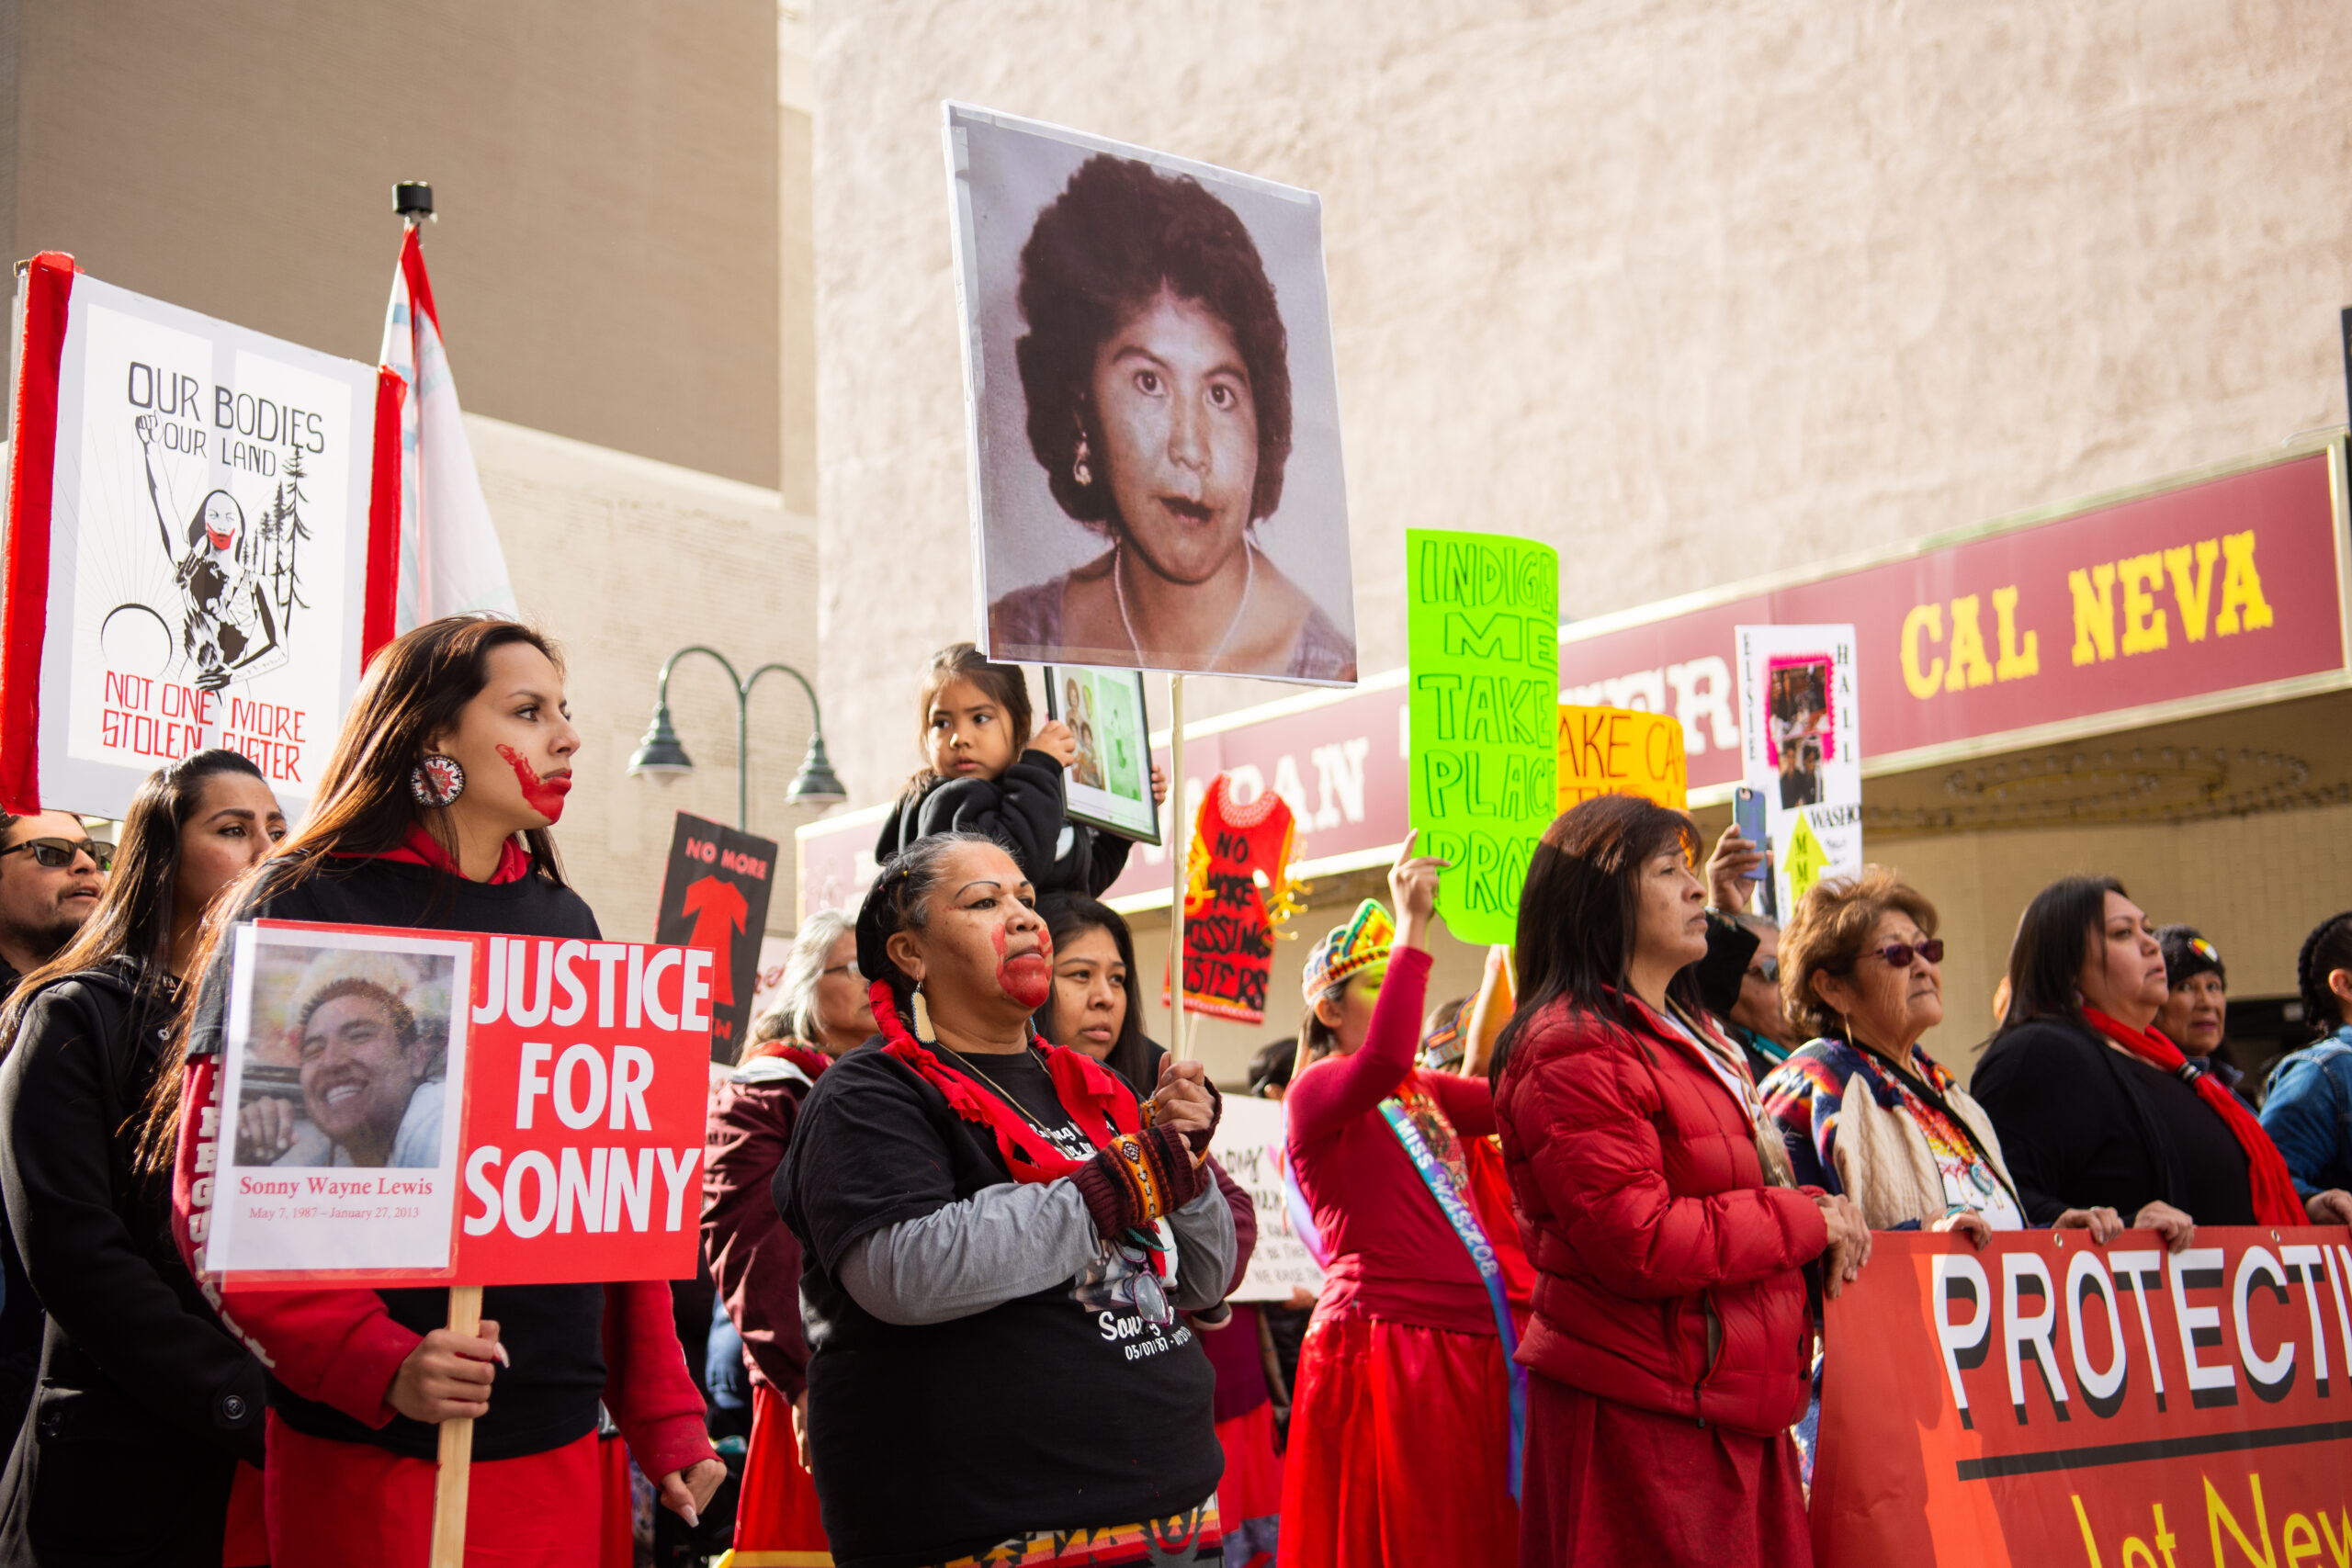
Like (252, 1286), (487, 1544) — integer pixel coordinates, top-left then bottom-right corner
(1406, 529), (1560, 945)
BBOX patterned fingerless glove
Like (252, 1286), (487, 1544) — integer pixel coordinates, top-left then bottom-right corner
(1069, 1125), (1208, 1241)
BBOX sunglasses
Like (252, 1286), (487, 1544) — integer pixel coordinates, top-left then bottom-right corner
(0, 837), (113, 872)
(1865, 939), (1944, 967)
(822, 958), (864, 980)
(1747, 957), (1781, 986)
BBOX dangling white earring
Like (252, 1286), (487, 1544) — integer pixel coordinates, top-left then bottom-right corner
(911, 987), (935, 1043)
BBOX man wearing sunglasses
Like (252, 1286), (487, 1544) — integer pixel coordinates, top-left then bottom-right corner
(0, 811), (108, 998)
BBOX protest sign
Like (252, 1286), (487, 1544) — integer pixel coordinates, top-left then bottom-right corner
(1555, 704), (1689, 812)
(1, 254), (396, 819)
(1046, 664), (1159, 843)
(1208, 1096), (1325, 1303)
(945, 103), (1357, 683)
(199, 919), (711, 1290)
(1168, 774), (1302, 1024)
(1735, 624), (1860, 913)
(653, 812), (778, 1063)
(1815, 1227), (2352, 1568)
(1407, 529), (1558, 945)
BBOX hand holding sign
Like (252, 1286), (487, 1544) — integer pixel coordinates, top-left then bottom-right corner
(1387, 829), (1447, 950)
(390, 1318), (503, 1423)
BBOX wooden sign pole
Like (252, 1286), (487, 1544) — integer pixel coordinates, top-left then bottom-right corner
(1167, 675), (1189, 1063)
(428, 1284), (484, 1568)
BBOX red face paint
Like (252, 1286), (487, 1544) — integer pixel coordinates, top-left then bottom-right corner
(495, 744), (571, 823)
(991, 920), (1052, 1010)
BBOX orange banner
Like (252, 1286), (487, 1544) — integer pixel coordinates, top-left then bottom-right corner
(1815, 1228), (2352, 1567)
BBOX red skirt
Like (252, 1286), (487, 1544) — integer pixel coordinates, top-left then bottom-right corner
(1275, 1314), (1516, 1568)
(1519, 1372), (1811, 1567)
(724, 1380), (833, 1566)
(1215, 1402), (1283, 1567)
(263, 1412), (602, 1568)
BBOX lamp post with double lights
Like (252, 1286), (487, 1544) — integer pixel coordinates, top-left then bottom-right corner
(626, 646), (845, 831)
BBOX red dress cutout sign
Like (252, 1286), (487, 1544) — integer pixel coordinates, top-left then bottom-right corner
(1169, 775), (1305, 1024)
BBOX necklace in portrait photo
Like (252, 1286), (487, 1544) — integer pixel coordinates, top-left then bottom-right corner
(1114, 538), (1257, 670)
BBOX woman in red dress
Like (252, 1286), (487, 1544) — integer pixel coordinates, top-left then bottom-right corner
(1489, 795), (1871, 1567)
(1277, 836), (1527, 1567)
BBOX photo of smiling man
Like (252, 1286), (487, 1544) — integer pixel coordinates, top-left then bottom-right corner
(949, 104), (1358, 683)
(234, 948), (454, 1170)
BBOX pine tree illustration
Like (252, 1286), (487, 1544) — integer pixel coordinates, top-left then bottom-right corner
(274, 447), (312, 628)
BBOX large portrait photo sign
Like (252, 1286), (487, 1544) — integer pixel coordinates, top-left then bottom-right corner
(944, 103), (1359, 684)
(198, 920), (712, 1290)
(1, 253), (393, 819)
(1815, 1228), (2352, 1568)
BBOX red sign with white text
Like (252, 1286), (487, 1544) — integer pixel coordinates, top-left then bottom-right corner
(206, 920), (712, 1290)
(1815, 1228), (2352, 1568)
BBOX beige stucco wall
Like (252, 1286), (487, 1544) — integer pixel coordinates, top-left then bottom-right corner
(0, 0), (780, 489)
(813, 1), (2352, 809)
(473, 413), (822, 942)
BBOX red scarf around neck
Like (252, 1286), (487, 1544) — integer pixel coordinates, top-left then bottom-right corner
(2083, 1007), (2305, 1227)
(867, 980), (1141, 1183)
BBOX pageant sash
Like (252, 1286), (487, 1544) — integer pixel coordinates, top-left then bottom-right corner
(1377, 1088), (1526, 1501)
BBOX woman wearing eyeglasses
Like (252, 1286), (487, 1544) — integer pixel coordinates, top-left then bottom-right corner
(1973, 876), (2352, 1247)
(775, 831), (1234, 1567)
(702, 908), (873, 1567)
(1760, 870), (2029, 1246)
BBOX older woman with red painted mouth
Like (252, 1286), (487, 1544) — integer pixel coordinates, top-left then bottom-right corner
(987, 153), (1355, 682)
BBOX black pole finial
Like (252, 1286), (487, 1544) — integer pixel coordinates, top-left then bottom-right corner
(393, 182), (435, 223)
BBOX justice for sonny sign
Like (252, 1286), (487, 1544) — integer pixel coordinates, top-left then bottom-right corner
(198, 921), (713, 1289)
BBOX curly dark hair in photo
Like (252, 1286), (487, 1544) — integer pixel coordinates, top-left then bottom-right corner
(2297, 910), (2352, 1037)
(1014, 153), (1293, 530)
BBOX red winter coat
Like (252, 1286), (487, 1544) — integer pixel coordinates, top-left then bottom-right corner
(1493, 993), (1827, 1437)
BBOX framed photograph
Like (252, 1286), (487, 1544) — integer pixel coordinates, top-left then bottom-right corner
(1044, 663), (1160, 844)
(205, 922), (472, 1280)
(944, 101), (1358, 685)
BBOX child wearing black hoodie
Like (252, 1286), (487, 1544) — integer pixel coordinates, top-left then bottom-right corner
(873, 643), (1163, 897)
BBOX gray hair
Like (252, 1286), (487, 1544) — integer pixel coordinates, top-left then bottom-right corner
(764, 908), (857, 1046)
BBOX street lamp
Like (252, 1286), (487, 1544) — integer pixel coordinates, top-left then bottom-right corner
(627, 645), (846, 832)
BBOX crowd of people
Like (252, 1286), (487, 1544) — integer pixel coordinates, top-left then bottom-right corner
(0, 622), (2350, 1566)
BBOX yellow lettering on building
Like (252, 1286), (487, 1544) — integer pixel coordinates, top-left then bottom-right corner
(2216, 530), (2275, 636)
(2119, 553), (2169, 654)
(2164, 538), (2220, 641)
(1994, 585), (2040, 679)
(2071, 563), (2119, 665)
(1945, 595), (1996, 691)
(1901, 603), (1945, 698)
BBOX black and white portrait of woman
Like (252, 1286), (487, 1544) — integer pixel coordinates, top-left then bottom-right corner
(948, 105), (1357, 684)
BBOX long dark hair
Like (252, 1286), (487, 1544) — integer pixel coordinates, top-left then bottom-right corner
(1993, 874), (2127, 1038)
(1488, 795), (1704, 1089)
(141, 617), (568, 1171)
(0, 750), (269, 1062)
(1034, 894), (1159, 1090)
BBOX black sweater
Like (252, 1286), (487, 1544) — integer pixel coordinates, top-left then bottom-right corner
(0, 956), (265, 1565)
(1973, 1015), (2256, 1226)
(187, 854), (614, 1461)
(874, 750), (1135, 897)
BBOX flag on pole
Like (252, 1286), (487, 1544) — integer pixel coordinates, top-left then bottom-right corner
(379, 225), (515, 629)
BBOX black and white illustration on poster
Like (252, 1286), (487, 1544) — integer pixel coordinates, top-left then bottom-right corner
(39, 275), (376, 817)
(944, 102), (1358, 684)
(206, 924), (472, 1277)
(1735, 623), (1862, 916)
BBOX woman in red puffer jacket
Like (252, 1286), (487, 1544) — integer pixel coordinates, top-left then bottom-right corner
(1490, 795), (1872, 1568)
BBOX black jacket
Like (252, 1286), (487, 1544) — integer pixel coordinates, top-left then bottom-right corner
(874, 750), (1134, 897)
(0, 956), (266, 1566)
(1973, 1014), (2257, 1226)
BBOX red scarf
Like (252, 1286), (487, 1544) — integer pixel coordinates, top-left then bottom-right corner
(867, 979), (1142, 1183)
(2084, 1007), (2306, 1226)
(364, 826), (533, 884)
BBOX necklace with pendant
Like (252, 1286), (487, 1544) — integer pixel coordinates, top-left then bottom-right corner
(1114, 540), (1256, 670)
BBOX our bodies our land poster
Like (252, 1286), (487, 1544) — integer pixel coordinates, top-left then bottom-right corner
(1, 255), (389, 818)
